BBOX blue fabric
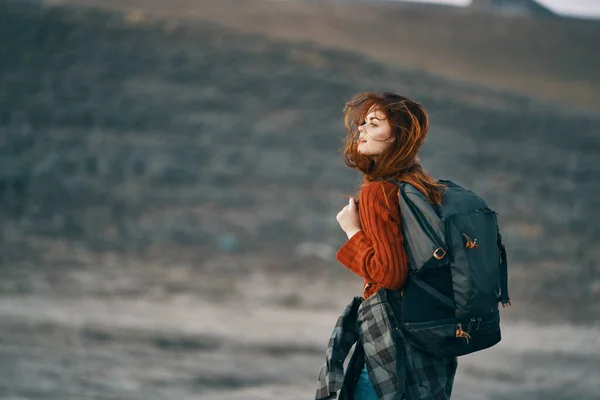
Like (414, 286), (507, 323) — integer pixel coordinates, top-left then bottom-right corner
(353, 364), (379, 400)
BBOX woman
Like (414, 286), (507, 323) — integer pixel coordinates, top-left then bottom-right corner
(334, 92), (456, 399)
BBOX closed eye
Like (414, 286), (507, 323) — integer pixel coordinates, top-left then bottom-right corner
(361, 120), (377, 127)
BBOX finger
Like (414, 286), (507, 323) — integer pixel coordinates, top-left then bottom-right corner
(348, 198), (355, 209)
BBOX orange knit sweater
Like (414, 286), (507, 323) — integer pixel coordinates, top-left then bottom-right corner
(336, 181), (409, 299)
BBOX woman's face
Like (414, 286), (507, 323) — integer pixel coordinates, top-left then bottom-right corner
(357, 108), (395, 156)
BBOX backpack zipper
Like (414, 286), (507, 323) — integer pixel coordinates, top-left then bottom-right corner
(444, 208), (497, 262)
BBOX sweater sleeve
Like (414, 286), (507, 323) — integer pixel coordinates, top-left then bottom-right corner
(336, 181), (409, 290)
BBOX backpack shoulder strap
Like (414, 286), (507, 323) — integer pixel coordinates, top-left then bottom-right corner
(497, 229), (511, 306)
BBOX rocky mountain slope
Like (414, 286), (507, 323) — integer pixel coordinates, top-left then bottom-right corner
(64, 0), (600, 112)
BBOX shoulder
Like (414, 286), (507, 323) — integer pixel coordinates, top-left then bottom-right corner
(359, 181), (400, 207)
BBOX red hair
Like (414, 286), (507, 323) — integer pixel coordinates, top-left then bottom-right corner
(342, 92), (445, 205)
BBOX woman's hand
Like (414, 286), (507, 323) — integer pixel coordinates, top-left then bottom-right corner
(336, 198), (361, 239)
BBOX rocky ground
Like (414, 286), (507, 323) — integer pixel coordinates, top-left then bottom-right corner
(1, 0), (599, 398)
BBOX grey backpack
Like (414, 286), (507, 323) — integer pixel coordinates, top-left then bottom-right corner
(389, 179), (510, 358)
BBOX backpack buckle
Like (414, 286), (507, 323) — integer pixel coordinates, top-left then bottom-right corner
(433, 248), (446, 260)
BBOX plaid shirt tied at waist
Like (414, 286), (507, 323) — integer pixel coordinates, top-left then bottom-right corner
(315, 289), (457, 400)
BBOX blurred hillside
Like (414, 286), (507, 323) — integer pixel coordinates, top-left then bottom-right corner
(65, 0), (600, 113)
(469, 0), (556, 17)
(1, 0), (599, 319)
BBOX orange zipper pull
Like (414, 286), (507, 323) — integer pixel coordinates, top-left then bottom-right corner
(456, 323), (471, 343)
(462, 234), (479, 249)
